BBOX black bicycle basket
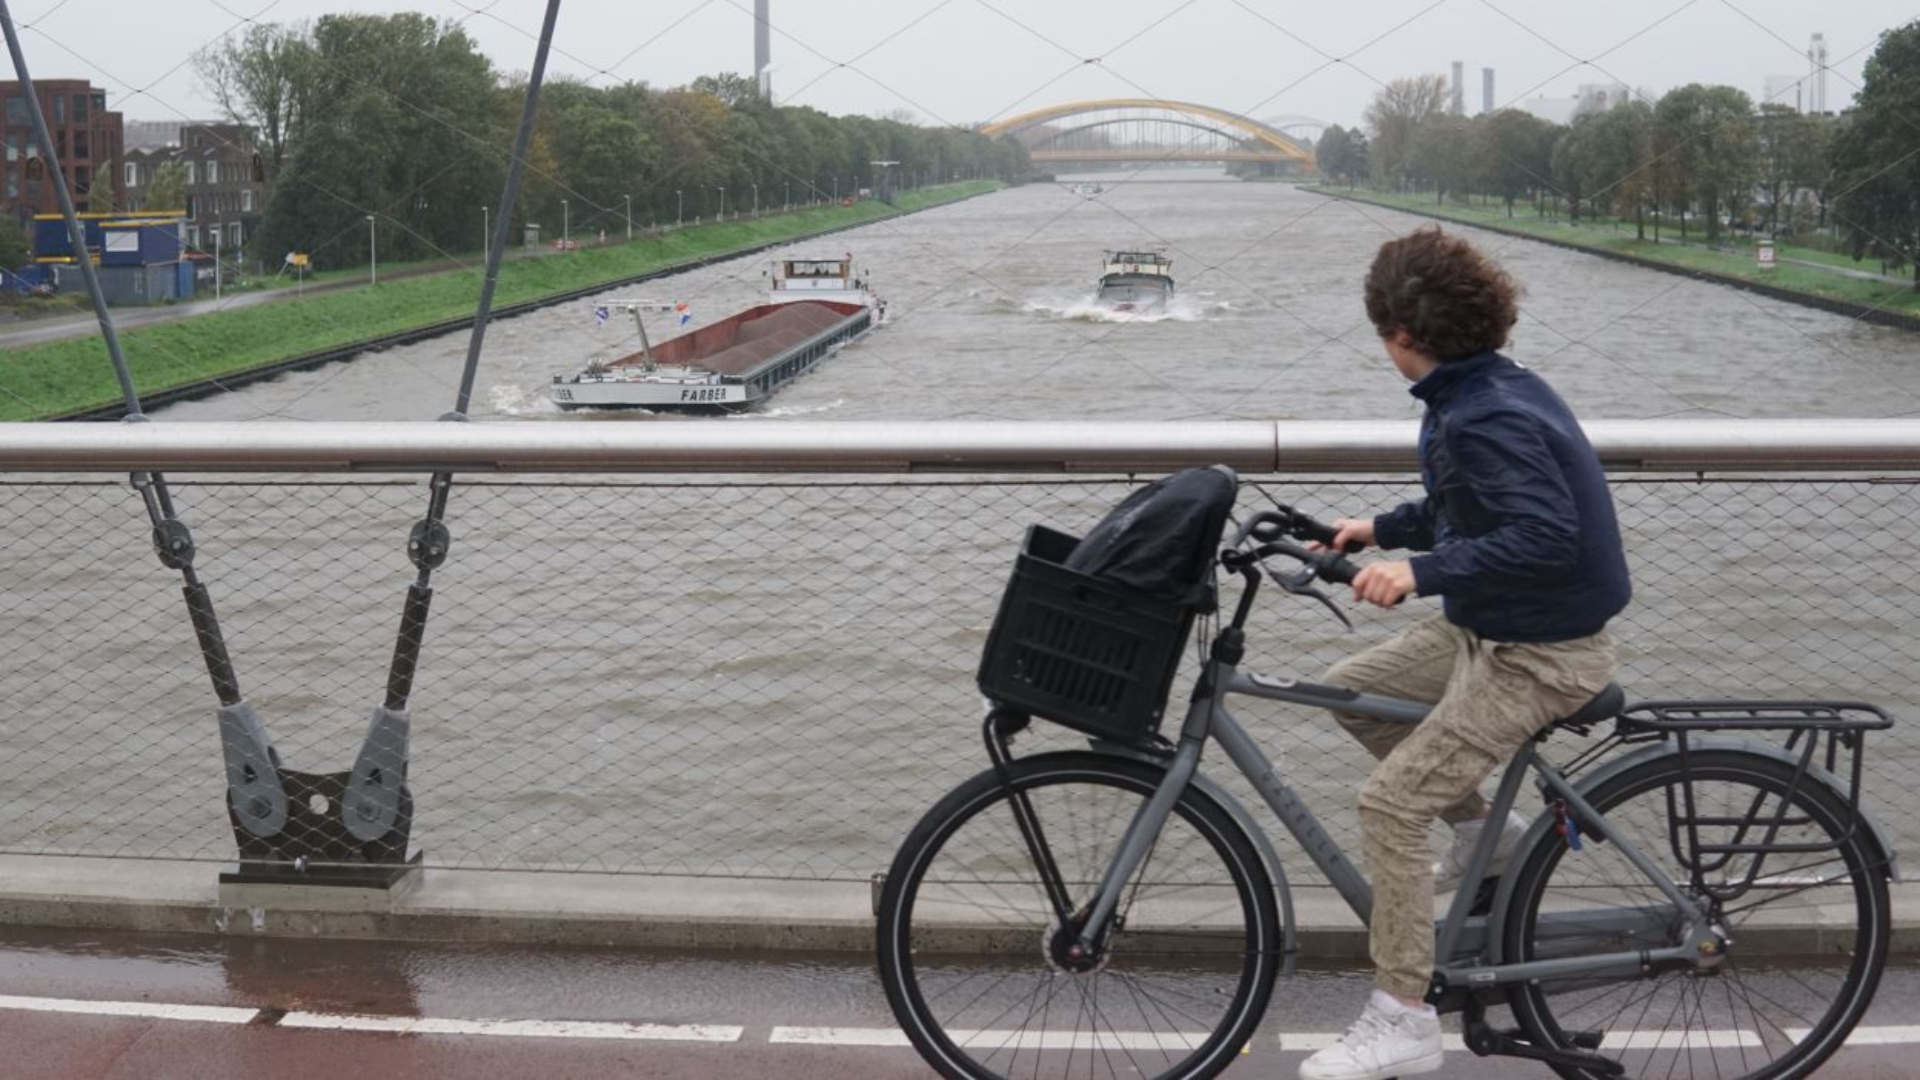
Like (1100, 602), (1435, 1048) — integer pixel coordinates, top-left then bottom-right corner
(977, 524), (1196, 743)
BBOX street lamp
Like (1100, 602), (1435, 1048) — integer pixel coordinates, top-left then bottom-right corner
(561, 199), (569, 250)
(676, 189), (683, 227)
(481, 205), (489, 263)
(624, 193), (632, 241)
(717, 185), (726, 221)
(367, 214), (376, 284)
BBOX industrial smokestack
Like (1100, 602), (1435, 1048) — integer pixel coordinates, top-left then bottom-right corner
(755, 0), (772, 102)
(1451, 61), (1465, 114)
(1482, 67), (1494, 115)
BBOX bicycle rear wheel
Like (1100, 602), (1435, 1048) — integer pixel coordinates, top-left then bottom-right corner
(875, 751), (1279, 1080)
(1503, 748), (1891, 1080)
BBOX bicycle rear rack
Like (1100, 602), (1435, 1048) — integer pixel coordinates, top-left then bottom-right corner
(1616, 700), (1893, 903)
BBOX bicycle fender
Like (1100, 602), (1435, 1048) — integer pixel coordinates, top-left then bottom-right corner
(1484, 734), (1900, 965)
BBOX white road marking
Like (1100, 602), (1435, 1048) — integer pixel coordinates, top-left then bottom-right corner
(277, 1012), (743, 1041)
(771, 1026), (1208, 1050)
(0, 994), (258, 1025)
(771, 1027), (913, 1046)
(1788, 1025), (1920, 1046)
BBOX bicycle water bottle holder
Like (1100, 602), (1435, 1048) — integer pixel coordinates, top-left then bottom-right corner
(1615, 700), (1892, 904)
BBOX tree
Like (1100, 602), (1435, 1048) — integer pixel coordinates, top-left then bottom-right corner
(0, 215), (28, 269)
(1582, 101), (1656, 237)
(1755, 103), (1811, 235)
(1654, 84), (1757, 245)
(1833, 20), (1920, 285)
(1316, 125), (1357, 184)
(145, 161), (186, 213)
(195, 22), (309, 182)
(1478, 109), (1558, 217)
(259, 13), (501, 269)
(90, 157), (118, 213)
(1365, 74), (1447, 188)
(1410, 112), (1473, 204)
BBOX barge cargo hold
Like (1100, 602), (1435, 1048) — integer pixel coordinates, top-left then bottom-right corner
(550, 256), (881, 413)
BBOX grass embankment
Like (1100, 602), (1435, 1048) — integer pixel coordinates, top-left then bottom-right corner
(0, 181), (1000, 421)
(1310, 186), (1920, 320)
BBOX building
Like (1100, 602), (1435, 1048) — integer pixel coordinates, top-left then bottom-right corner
(1, 79), (124, 223)
(1764, 74), (1805, 112)
(1808, 32), (1829, 114)
(1518, 82), (1633, 125)
(121, 121), (264, 255)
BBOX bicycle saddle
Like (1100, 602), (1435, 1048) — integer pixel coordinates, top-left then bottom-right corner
(1543, 682), (1626, 734)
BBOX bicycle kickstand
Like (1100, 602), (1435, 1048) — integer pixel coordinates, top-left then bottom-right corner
(1460, 994), (1625, 1076)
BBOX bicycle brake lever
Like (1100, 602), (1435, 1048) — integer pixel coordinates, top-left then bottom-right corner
(1265, 565), (1355, 632)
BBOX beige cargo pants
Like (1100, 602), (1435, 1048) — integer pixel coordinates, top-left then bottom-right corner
(1322, 612), (1617, 999)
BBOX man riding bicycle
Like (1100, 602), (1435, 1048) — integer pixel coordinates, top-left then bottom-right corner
(1300, 226), (1632, 1080)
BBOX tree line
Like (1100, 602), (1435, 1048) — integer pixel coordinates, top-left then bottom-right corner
(196, 14), (1029, 271)
(1315, 19), (1920, 284)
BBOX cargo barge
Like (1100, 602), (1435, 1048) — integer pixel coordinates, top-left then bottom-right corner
(550, 256), (883, 413)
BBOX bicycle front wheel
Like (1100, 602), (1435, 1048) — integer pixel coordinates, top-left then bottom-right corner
(876, 751), (1279, 1080)
(1503, 748), (1891, 1080)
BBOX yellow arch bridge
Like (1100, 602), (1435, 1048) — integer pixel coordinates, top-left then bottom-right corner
(980, 99), (1320, 172)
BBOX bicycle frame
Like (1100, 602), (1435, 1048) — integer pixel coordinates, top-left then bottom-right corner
(1056, 653), (1722, 1001)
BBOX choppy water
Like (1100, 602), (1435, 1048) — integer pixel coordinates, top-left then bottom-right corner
(155, 169), (1920, 425)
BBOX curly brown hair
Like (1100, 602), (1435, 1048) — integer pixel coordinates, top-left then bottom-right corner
(1363, 226), (1521, 362)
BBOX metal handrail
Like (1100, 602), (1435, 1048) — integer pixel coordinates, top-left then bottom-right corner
(3, 419), (1920, 474)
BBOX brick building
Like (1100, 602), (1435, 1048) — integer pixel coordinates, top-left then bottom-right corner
(123, 121), (263, 255)
(1, 79), (124, 222)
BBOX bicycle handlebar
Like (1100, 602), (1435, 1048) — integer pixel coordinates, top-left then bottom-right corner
(1228, 507), (1365, 587)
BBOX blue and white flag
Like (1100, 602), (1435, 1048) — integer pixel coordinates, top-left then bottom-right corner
(593, 305), (609, 328)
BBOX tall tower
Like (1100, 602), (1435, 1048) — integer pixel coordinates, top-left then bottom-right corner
(1482, 68), (1495, 114)
(1808, 32), (1829, 114)
(755, 0), (772, 102)
(1451, 61), (1465, 114)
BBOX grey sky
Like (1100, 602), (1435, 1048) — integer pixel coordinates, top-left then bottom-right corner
(10, 1), (1906, 131)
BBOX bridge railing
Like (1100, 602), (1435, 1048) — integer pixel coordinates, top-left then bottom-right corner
(0, 420), (1914, 882)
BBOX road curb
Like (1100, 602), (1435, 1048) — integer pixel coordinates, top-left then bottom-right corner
(1, 854), (1914, 956)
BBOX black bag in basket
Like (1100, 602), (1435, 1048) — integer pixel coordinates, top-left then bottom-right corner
(1063, 465), (1238, 613)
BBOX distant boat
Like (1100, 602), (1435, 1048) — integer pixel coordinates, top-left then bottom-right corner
(1094, 249), (1173, 313)
(549, 256), (884, 413)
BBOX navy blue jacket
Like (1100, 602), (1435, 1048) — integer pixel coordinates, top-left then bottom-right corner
(1373, 351), (1631, 643)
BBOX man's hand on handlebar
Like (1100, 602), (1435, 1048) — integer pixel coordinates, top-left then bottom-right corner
(1352, 561), (1415, 608)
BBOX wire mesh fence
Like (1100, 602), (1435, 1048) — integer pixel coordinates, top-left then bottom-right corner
(0, 471), (1911, 881)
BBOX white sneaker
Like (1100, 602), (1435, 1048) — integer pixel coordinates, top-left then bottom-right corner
(1433, 814), (1529, 894)
(1298, 990), (1444, 1080)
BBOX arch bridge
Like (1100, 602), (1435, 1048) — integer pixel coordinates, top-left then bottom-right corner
(981, 99), (1318, 171)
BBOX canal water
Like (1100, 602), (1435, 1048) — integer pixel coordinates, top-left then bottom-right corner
(155, 169), (1920, 424)
(7, 171), (1917, 880)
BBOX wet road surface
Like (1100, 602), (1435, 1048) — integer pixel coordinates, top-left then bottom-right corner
(1, 924), (1915, 1079)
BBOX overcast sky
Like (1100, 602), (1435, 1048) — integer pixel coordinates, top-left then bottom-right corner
(9, 0), (1907, 131)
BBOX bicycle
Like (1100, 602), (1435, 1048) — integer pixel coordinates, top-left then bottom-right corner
(875, 483), (1897, 1080)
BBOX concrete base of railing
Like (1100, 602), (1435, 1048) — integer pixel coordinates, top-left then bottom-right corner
(1, 854), (1915, 956)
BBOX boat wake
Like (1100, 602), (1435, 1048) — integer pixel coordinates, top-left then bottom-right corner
(1020, 292), (1226, 324)
(729, 398), (847, 419)
(489, 383), (567, 417)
